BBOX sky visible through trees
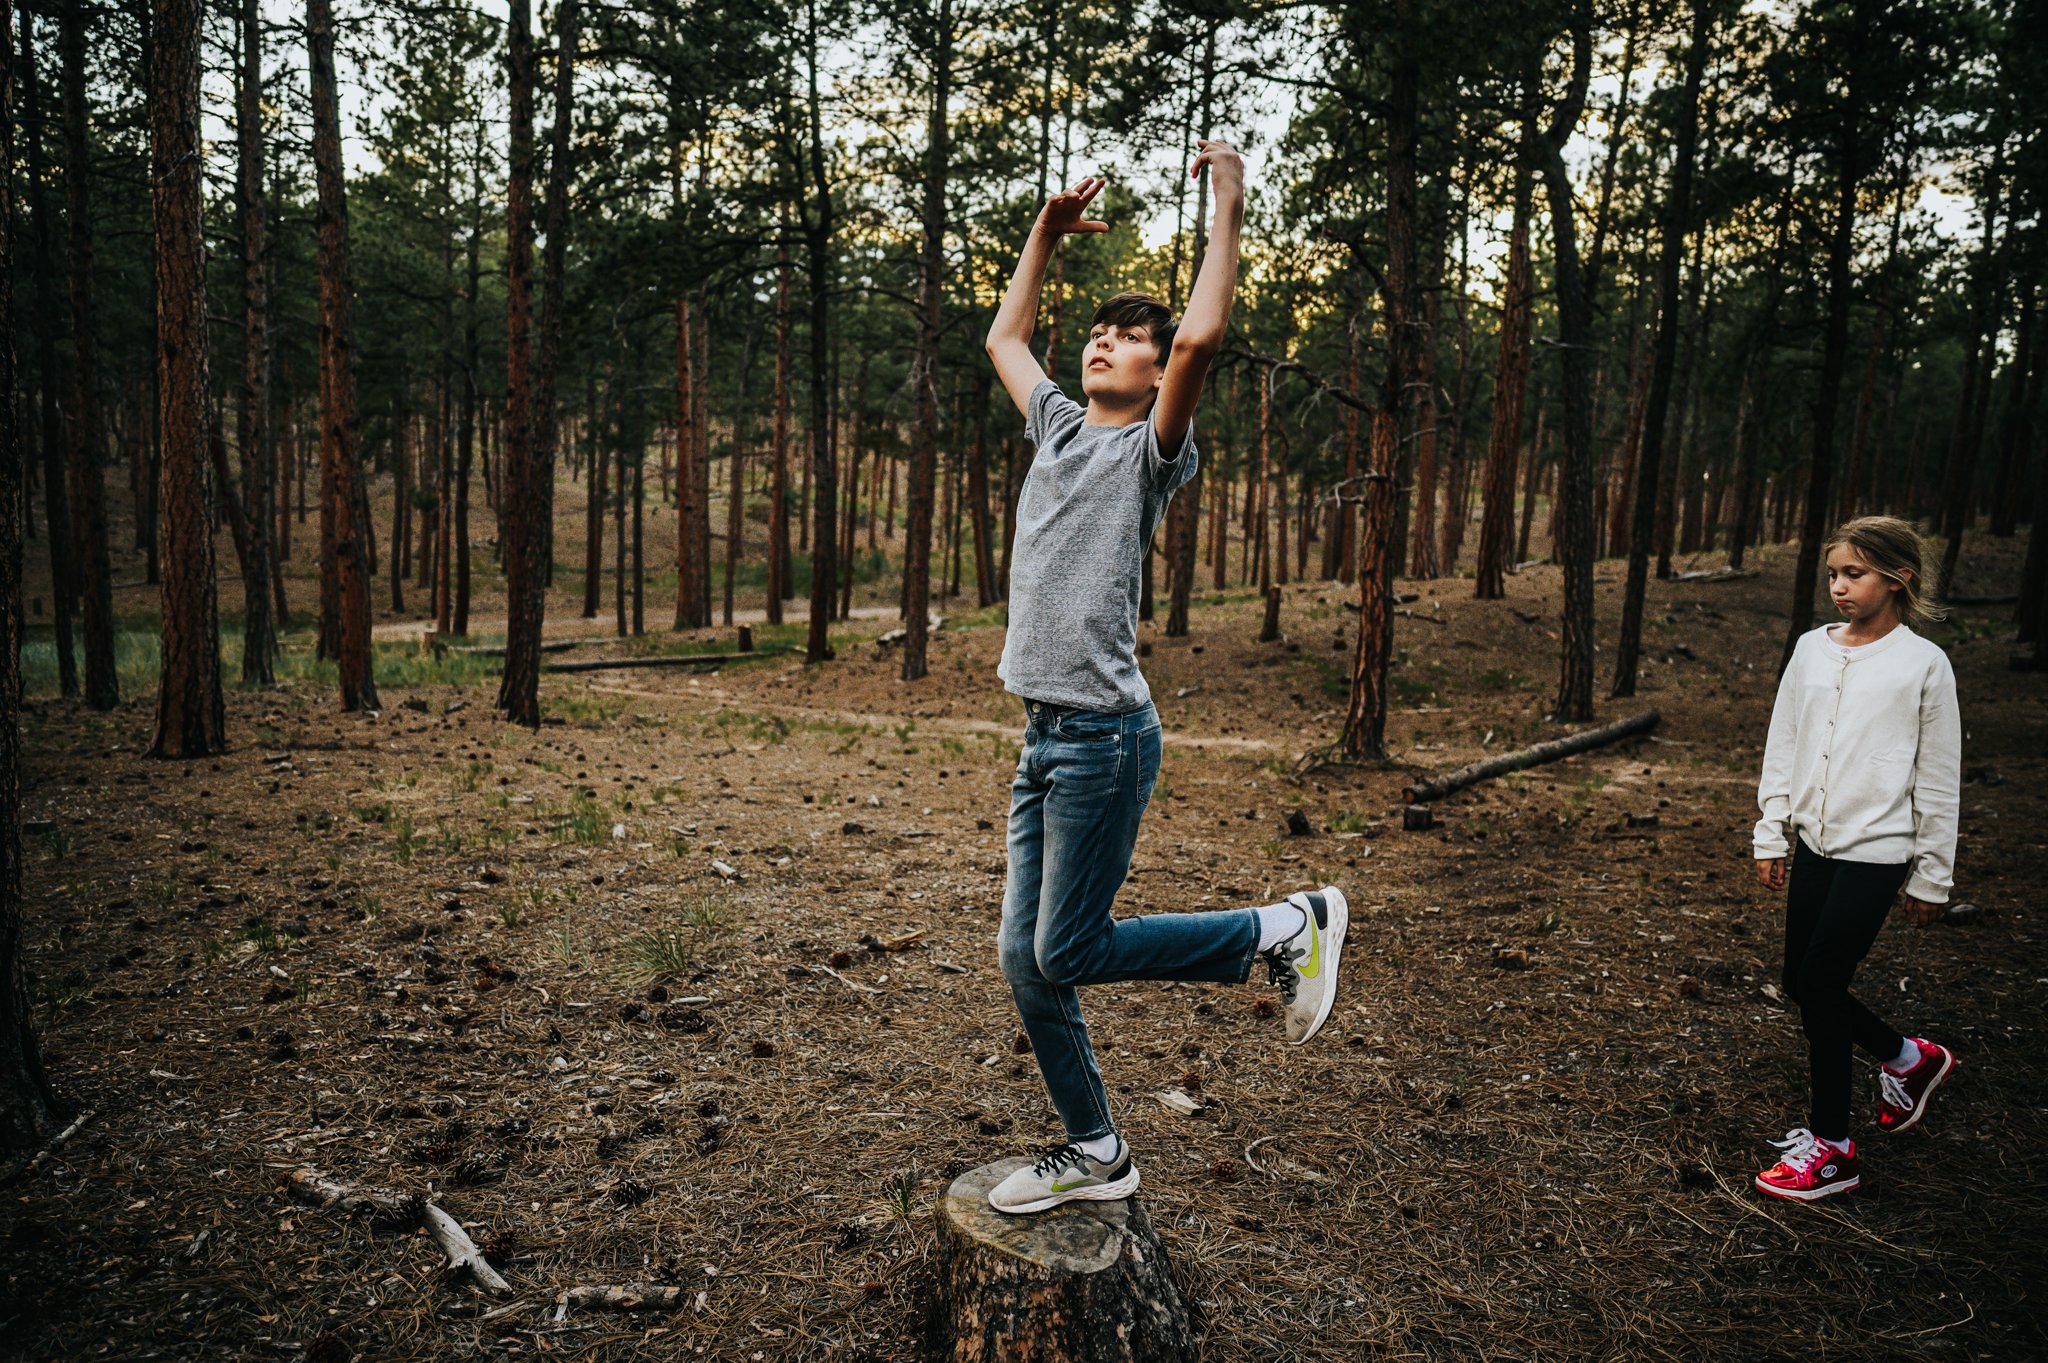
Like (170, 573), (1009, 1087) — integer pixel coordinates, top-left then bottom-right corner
(6, 0), (2046, 735)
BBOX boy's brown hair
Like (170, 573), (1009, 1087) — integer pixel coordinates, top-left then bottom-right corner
(1091, 292), (1178, 366)
(1824, 515), (1947, 631)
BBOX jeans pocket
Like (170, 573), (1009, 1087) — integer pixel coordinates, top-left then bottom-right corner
(1056, 712), (1122, 743)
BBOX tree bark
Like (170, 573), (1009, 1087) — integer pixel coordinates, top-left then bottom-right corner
(764, 236), (792, 622)
(672, 289), (706, 629)
(800, 3), (836, 663)
(235, 0), (275, 681)
(149, 0), (225, 756)
(1538, 1), (1597, 722)
(2, 0), (61, 1148)
(1939, 142), (2004, 592)
(59, 0), (115, 710)
(584, 367), (606, 618)
(723, 316), (757, 627)
(21, 2), (75, 697)
(497, 0), (539, 723)
(1341, 0), (1419, 759)
(1780, 88), (1863, 673)
(1475, 124), (1536, 600)
(308, 0), (377, 710)
(1612, 0), (1709, 698)
(935, 1160), (1195, 1363)
(901, 0), (951, 682)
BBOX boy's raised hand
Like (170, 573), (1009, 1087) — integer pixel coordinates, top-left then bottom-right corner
(1190, 138), (1244, 198)
(1039, 176), (1109, 237)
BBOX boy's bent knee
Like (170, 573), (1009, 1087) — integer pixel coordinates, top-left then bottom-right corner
(998, 933), (1041, 986)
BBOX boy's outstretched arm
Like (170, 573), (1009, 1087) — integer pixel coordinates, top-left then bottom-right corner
(986, 176), (1108, 416)
(1154, 140), (1245, 455)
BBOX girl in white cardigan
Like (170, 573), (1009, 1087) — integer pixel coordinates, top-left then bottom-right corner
(1751, 516), (1962, 1202)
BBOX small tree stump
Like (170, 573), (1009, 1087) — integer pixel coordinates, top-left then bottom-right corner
(935, 1159), (1196, 1363)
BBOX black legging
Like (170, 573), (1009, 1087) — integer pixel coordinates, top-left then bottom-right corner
(1783, 838), (1910, 1141)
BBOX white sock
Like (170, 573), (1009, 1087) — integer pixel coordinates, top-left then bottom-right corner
(1256, 902), (1308, 953)
(1077, 1133), (1122, 1164)
(1818, 1134), (1851, 1152)
(1887, 1037), (1922, 1073)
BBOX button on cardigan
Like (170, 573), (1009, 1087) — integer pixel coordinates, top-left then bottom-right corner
(1753, 624), (1961, 904)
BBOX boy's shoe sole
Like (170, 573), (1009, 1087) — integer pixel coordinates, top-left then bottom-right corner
(1292, 886), (1349, 1046)
(1754, 1172), (1861, 1202)
(1881, 1047), (1955, 1134)
(989, 1165), (1141, 1215)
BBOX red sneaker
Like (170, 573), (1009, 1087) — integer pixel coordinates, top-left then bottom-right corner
(1754, 1129), (1860, 1202)
(1878, 1038), (1956, 1134)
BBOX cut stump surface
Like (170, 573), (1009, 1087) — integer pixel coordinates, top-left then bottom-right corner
(935, 1158), (1196, 1363)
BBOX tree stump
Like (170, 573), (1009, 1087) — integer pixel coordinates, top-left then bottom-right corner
(934, 1158), (1196, 1363)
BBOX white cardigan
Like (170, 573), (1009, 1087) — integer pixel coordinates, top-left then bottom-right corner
(1753, 624), (1961, 903)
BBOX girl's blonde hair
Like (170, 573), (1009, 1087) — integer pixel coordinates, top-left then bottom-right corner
(1823, 515), (1946, 631)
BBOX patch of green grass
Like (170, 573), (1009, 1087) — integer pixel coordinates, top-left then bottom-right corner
(556, 793), (608, 844)
(391, 814), (420, 863)
(353, 801), (395, 826)
(1328, 809), (1374, 835)
(883, 1163), (920, 1223)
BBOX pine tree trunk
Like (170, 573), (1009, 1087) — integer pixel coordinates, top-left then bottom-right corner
(584, 368), (606, 619)
(1343, 0), (1418, 760)
(390, 400), (409, 613)
(23, 4), (76, 697)
(901, 0), (951, 682)
(1516, 395), (1545, 565)
(1781, 106), (1863, 673)
(59, 0), (115, 710)
(1538, 7), (1596, 723)
(236, 0), (274, 680)
(455, 147), (482, 638)
(497, 0), (540, 722)
(673, 292), (701, 628)
(148, 0), (224, 755)
(768, 237), (791, 624)
(1476, 137), (1535, 600)
(800, 2), (837, 664)
(3, 0), (64, 1146)
(1613, 0), (1708, 698)
(308, 0), (376, 711)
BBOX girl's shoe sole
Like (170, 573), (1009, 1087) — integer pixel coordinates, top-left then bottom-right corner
(1884, 1051), (1956, 1134)
(1755, 1174), (1860, 1201)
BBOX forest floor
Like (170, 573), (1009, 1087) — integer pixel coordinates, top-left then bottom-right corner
(4, 518), (2045, 1362)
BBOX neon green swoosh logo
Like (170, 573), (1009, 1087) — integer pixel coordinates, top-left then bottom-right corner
(1299, 907), (1321, 980)
(1051, 1175), (1092, 1192)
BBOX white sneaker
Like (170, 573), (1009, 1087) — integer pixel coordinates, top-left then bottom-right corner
(987, 1140), (1140, 1215)
(1262, 886), (1348, 1044)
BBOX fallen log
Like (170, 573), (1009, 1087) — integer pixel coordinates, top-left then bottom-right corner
(540, 651), (784, 674)
(936, 1159), (1195, 1362)
(285, 1167), (417, 1221)
(287, 1167), (508, 1294)
(553, 1284), (689, 1317)
(1669, 567), (1757, 583)
(1402, 709), (1661, 805)
(1, 1107), (96, 1186)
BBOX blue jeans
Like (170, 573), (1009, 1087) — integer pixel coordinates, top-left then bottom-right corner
(998, 698), (1260, 1142)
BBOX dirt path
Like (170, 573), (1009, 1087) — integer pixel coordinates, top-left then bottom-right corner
(6, 537), (2043, 1363)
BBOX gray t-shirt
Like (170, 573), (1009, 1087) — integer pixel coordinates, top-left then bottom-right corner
(997, 378), (1199, 713)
